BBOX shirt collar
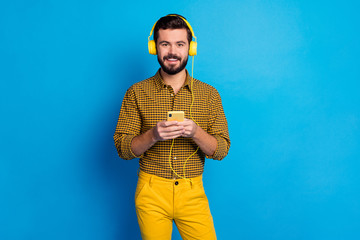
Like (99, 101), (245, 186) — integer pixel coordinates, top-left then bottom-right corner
(154, 69), (193, 93)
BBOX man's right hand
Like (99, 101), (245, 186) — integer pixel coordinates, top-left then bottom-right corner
(152, 121), (185, 141)
(131, 120), (185, 157)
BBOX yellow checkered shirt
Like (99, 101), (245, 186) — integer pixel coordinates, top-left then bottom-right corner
(114, 70), (230, 179)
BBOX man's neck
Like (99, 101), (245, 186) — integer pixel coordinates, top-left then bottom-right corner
(160, 69), (187, 94)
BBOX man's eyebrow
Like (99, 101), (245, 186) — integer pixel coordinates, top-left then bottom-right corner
(158, 40), (186, 44)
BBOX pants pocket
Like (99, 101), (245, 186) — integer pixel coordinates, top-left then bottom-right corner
(135, 180), (147, 202)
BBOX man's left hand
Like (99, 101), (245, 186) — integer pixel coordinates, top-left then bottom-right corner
(178, 118), (198, 138)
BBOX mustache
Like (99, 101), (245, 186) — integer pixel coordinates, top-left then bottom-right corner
(163, 54), (181, 61)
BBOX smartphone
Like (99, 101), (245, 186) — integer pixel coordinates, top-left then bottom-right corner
(167, 111), (184, 122)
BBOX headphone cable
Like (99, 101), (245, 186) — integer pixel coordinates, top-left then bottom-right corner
(169, 55), (199, 182)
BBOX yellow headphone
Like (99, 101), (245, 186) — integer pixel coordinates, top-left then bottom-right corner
(148, 14), (197, 56)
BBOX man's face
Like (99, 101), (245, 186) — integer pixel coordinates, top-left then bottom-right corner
(156, 28), (189, 75)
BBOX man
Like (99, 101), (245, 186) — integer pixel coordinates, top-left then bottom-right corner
(114, 14), (230, 240)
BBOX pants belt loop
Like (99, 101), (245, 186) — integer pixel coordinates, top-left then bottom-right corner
(189, 178), (193, 188)
(149, 175), (154, 188)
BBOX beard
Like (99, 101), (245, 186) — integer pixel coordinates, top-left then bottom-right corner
(158, 54), (188, 75)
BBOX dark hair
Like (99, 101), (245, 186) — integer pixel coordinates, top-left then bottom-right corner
(153, 14), (193, 44)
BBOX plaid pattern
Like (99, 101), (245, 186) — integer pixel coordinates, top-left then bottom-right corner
(114, 70), (230, 179)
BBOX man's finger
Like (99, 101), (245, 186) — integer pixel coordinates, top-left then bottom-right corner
(161, 130), (184, 139)
(161, 125), (184, 133)
(162, 121), (179, 127)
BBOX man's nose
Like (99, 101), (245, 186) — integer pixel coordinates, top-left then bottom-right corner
(168, 45), (175, 54)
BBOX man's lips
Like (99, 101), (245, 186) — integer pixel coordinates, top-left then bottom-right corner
(164, 55), (181, 62)
(166, 58), (179, 62)
(165, 58), (179, 64)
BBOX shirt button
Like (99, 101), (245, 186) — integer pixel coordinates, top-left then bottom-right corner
(173, 157), (177, 160)
(170, 93), (174, 96)
(175, 181), (179, 185)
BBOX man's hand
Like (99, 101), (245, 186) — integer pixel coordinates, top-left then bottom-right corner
(152, 118), (198, 141)
(152, 120), (186, 141)
(180, 118), (217, 156)
(132, 118), (216, 157)
(178, 118), (198, 138)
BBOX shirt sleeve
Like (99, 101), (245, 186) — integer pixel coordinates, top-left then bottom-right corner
(113, 86), (143, 160)
(205, 88), (231, 160)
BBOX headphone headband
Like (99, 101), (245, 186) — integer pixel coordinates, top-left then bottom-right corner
(148, 14), (196, 41)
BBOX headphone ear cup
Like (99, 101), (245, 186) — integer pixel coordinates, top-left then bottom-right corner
(148, 40), (157, 55)
(189, 41), (197, 56)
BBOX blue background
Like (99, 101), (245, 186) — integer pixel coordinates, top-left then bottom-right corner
(1, 0), (359, 239)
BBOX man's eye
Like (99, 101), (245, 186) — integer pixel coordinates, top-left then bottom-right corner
(178, 44), (184, 47)
(162, 43), (168, 47)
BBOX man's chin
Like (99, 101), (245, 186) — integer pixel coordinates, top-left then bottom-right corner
(160, 63), (184, 75)
(162, 68), (182, 75)
(158, 58), (188, 75)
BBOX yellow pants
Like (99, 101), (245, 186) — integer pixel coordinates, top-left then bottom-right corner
(135, 171), (217, 240)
